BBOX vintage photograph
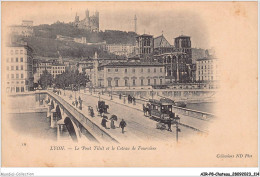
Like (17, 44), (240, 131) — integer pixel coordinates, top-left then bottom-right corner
(1, 1), (258, 168)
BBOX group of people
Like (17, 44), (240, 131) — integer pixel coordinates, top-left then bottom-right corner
(118, 94), (136, 105)
(127, 95), (136, 105)
(101, 115), (127, 134)
(72, 96), (83, 110)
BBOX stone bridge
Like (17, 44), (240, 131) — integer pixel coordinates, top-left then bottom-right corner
(41, 91), (119, 144)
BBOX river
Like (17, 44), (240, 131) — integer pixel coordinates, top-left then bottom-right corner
(186, 102), (215, 114)
(8, 112), (57, 140)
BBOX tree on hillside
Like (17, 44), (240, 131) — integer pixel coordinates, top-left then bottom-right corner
(38, 70), (53, 89)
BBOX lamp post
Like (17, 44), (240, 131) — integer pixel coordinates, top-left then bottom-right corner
(175, 121), (181, 143)
(110, 85), (113, 100)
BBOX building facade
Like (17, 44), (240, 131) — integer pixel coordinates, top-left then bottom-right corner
(96, 62), (165, 88)
(4, 44), (34, 93)
(33, 60), (66, 83)
(154, 34), (174, 55)
(104, 44), (135, 57)
(174, 35), (192, 61)
(74, 9), (99, 32)
(9, 20), (34, 37)
(135, 34), (154, 60)
(154, 52), (192, 83)
(196, 57), (219, 82)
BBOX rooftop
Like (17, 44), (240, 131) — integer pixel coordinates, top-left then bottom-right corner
(175, 35), (191, 39)
(137, 34), (153, 37)
(197, 57), (217, 61)
(154, 35), (172, 48)
(154, 51), (187, 57)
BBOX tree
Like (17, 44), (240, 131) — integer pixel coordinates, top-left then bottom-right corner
(53, 70), (90, 90)
(38, 70), (53, 89)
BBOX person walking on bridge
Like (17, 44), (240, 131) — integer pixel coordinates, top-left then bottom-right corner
(119, 119), (127, 134)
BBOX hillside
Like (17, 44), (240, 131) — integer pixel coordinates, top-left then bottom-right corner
(19, 36), (121, 58)
(15, 22), (137, 58)
(33, 22), (137, 44)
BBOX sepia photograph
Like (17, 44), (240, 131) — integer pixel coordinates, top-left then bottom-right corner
(1, 1), (258, 174)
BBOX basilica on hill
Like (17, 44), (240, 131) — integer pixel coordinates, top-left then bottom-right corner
(73, 9), (99, 32)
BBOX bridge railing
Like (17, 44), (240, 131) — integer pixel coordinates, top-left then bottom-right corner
(109, 91), (215, 120)
(47, 91), (119, 143)
(172, 106), (215, 120)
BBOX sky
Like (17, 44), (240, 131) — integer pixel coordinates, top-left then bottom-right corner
(3, 2), (211, 49)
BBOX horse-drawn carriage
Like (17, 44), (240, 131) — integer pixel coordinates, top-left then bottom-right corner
(97, 101), (109, 114)
(145, 98), (180, 124)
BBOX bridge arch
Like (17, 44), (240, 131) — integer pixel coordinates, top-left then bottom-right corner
(55, 105), (62, 121)
(64, 117), (80, 142)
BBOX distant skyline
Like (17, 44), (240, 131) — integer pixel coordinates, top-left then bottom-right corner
(3, 2), (211, 49)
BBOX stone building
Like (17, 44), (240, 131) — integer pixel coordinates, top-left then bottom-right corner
(135, 34), (154, 60)
(9, 20), (34, 37)
(196, 57), (219, 82)
(104, 44), (135, 57)
(154, 34), (174, 55)
(4, 43), (34, 93)
(33, 60), (66, 83)
(74, 9), (99, 32)
(154, 52), (192, 83)
(174, 35), (192, 61)
(96, 62), (165, 88)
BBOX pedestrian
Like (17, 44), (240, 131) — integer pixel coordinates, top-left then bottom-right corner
(110, 119), (115, 129)
(75, 99), (78, 107)
(119, 119), (127, 134)
(167, 119), (172, 132)
(133, 97), (136, 105)
(101, 116), (108, 128)
(143, 104), (146, 116)
(99, 107), (104, 116)
(123, 96), (126, 104)
(119, 93), (122, 100)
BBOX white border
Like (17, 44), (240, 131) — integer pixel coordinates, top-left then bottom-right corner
(0, 0), (259, 176)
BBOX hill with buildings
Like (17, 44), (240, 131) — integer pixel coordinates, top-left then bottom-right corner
(33, 22), (137, 44)
(15, 21), (137, 58)
(18, 36), (122, 58)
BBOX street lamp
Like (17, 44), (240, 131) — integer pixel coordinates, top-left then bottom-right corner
(175, 121), (181, 143)
(110, 85), (113, 100)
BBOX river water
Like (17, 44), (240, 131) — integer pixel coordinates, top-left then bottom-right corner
(8, 112), (57, 140)
(186, 102), (215, 114)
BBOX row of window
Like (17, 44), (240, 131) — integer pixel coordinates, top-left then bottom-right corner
(108, 78), (163, 87)
(6, 86), (26, 93)
(6, 65), (24, 71)
(6, 57), (24, 63)
(199, 76), (214, 80)
(198, 60), (214, 64)
(53, 66), (65, 69)
(6, 81), (25, 84)
(198, 65), (217, 69)
(107, 68), (163, 73)
(9, 49), (24, 55)
(198, 70), (214, 74)
(7, 73), (24, 79)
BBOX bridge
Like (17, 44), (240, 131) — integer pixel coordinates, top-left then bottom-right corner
(40, 90), (119, 143)
(8, 89), (215, 143)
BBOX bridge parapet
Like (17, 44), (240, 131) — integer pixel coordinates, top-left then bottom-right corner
(46, 91), (119, 144)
